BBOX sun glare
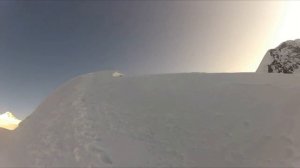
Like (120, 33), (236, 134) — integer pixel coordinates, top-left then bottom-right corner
(272, 1), (300, 48)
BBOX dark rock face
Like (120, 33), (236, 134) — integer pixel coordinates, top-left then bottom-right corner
(257, 39), (300, 73)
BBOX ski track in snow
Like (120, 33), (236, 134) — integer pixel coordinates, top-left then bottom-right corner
(71, 74), (113, 166)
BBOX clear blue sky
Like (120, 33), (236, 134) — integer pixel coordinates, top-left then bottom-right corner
(0, 1), (291, 118)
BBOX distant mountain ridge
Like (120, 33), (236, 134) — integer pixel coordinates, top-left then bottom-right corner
(0, 112), (21, 130)
(257, 39), (300, 73)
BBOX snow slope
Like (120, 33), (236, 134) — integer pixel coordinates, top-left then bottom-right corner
(4, 71), (300, 167)
(257, 39), (300, 73)
(0, 128), (11, 164)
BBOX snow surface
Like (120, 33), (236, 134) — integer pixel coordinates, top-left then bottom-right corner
(3, 71), (300, 167)
(112, 71), (124, 77)
(0, 128), (11, 164)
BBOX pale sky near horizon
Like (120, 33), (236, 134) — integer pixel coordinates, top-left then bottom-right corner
(0, 1), (298, 118)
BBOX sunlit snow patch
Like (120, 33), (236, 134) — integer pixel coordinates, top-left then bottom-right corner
(112, 71), (124, 77)
(0, 112), (21, 130)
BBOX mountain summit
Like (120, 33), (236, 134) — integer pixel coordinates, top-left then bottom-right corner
(0, 112), (21, 130)
(257, 39), (300, 73)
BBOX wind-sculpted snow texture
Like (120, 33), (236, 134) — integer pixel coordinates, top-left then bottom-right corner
(4, 71), (300, 167)
(257, 39), (300, 73)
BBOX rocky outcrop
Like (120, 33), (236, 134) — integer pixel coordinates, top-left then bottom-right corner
(257, 39), (300, 73)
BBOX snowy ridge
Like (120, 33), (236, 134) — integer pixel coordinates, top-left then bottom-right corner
(257, 39), (300, 73)
(0, 112), (21, 130)
(4, 71), (300, 167)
